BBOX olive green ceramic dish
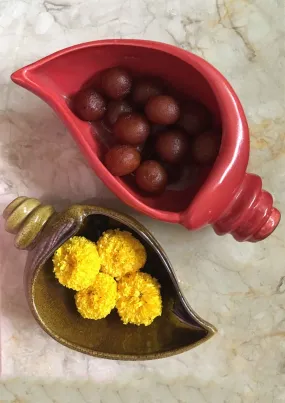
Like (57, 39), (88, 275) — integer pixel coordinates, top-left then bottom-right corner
(3, 197), (216, 360)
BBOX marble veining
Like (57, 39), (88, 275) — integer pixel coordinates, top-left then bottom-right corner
(0, 0), (284, 402)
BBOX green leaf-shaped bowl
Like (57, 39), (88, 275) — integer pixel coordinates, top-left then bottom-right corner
(3, 197), (216, 360)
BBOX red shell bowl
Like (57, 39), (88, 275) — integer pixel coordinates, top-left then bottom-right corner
(11, 39), (280, 242)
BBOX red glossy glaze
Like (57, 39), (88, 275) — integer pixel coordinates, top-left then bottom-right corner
(11, 40), (281, 242)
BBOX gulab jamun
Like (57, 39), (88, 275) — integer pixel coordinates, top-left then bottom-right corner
(114, 113), (150, 145)
(132, 78), (163, 106)
(178, 101), (212, 136)
(156, 129), (189, 164)
(106, 100), (132, 126)
(73, 88), (106, 121)
(192, 131), (221, 164)
(145, 95), (180, 125)
(101, 67), (132, 100)
(104, 145), (141, 176)
(136, 160), (168, 193)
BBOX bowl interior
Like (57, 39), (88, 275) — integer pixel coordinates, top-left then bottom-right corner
(32, 213), (208, 359)
(32, 44), (221, 214)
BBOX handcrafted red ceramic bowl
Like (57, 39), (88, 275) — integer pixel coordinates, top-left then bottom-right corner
(11, 39), (280, 242)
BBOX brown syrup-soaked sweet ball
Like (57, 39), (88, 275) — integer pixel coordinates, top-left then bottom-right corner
(114, 113), (150, 145)
(156, 129), (189, 164)
(73, 88), (106, 121)
(101, 67), (132, 100)
(145, 95), (180, 125)
(192, 131), (221, 165)
(104, 145), (141, 176)
(135, 160), (168, 193)
(132, 78), (163, 106)
(178, 101), (212, 136)
(106, 100), (132, 126)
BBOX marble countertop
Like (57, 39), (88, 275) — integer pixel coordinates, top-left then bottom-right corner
(0, 0), (284, 402)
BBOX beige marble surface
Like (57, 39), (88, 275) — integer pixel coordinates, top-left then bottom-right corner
(0, 0), (285, 402)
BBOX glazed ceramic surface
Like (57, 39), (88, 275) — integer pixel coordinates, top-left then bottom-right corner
(3, 197), (215, 360)
(1, 1), (284, 402)
(11, 40), (280, 242)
